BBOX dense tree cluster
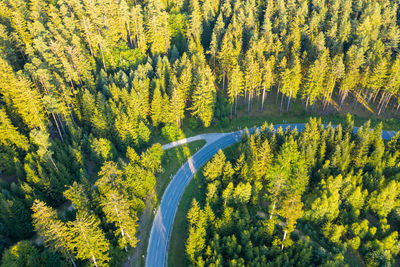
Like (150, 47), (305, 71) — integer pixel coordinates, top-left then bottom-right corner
(185, 118), (400, 266)
(1, 0), (400, 265)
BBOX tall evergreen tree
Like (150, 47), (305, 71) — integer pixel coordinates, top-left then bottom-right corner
(31, 200), (76, 267)
(68, 211), (110, 267)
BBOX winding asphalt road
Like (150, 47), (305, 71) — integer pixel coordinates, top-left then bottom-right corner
(146, 123), (397, 267)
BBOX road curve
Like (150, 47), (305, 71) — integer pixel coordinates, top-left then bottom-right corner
(146, 124), (397, 267)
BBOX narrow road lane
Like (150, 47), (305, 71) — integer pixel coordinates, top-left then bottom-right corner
(146, 124), (397, 267)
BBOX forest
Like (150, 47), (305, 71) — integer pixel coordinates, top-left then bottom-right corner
(0, 0), (400, 266)
(185, 118), (400, 266)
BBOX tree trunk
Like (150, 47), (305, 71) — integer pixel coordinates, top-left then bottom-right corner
(69, 256), (77, 267)
(305, 95), (309, 111)
(52, 112), (63, 141)
(269, 202), (275, 219)
(280, 93), (285, 114)
(99, 43), (107, 73)
(244, 82), (248, 104)
(275, 83), (280, 104)
(340, 90), (348, 108)
(286, 89), (292, 112)
(235, 94), (238, 116)
(48, 153), (59, 172)
(373, 89), (380, 103)
(57, 113), (66, 135)
(365, 92), (373, 109)
(248, 90), (251, 114)
(383, 93), (393, 114)
(378, 91), (387, 108)
(127, 23), (133, 48)
(213, 52), (216, 71)
(222, 71), (226, 92)
(281, 230), (287, 250)
(92, 255), (98, 267)
(83, 19), (94, 56)
(261, 84), (266, 112)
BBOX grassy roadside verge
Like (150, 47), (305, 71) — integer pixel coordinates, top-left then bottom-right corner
(129, 139), (206, 267)
(152, 97), (400, 148)
(155, 140), (206, 202)
(182, 112), (400, 138)
(168, 143), (241, 267)
(179, 98), (400, 138)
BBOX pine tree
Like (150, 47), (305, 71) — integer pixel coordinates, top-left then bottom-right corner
(227, 65), (244, 118)
(379, 54), (400, 114)
(151, 85), (165, 127)
(68, 211), (110, 267)
(190, 65), (216, 127)
(277, 193), (304, 250)
(0, 57), (44, 129)
(281, 55), (301, 113)
(368, 180), (400, 218)
(261, 57), (275, 112)
(130, 5), (147, 53)
(188, 0), (203, 43)
(31, 200), (76, 267)
(302, 49), (329, 111)
(253, 139), (272, 180)
(169, 75), (186, 126)
(0, 108), (29, 151)
(99, 189), (139, 251)
(63, 182), (90, 212)
(146, 0), (170, 55)
(339, 46), (364, 107)
(30, 129), (58, 171)
(96, 161), (124, 194)
(323, 54), (345, 110)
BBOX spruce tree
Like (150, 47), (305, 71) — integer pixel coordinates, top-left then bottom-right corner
(68, 211), (110, 267)
(31, 200), (76, 267)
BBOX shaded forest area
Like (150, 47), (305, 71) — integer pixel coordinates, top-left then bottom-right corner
(0, 0), (400, 266)
(185, 118), (400, 266)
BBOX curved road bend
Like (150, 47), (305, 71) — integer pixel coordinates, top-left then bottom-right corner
(146, 124), (397, 267)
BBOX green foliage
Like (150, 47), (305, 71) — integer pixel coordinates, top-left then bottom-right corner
(68, 211), (110, 266)
(161, 124), (184, 142)
(183, 118), (400, 266)
(1, 0), (400, 265)
(0, 240), (65, 267)
(89, 136), (116, 163)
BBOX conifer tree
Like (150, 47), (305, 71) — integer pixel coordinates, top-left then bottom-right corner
(0, 108), (29, 151)
(0, 57), (44, 129)
(191, 65), (216, 127)
(99, 189), (139, 251)
(130, 5), (147, 54)
(151, 85), (165, 127)
(31, 200), (76, 267)
(30, 129), (58, 171)
(146, 0), (170, 55)
(68, 211), (110, 267)
(227, 65), (244, 118)
(63, 182), (90, 212)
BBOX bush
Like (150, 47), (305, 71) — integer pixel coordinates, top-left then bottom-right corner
(221, 117), (230, 128)
(189, 117), (199, 130)
(162, 124), (184, 142)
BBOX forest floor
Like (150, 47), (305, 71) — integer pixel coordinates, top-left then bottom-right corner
(126, 140), (206, 267)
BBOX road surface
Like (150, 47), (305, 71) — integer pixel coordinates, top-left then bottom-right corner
(146, 124), (397, 267)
